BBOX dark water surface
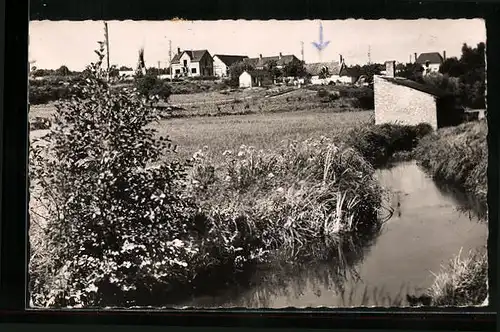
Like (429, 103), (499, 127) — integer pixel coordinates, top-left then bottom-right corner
(176, 161), (488, 308)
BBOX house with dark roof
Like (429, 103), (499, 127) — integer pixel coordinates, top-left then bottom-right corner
(239, 69), (273, 88)
(374, 60), (462, 130)
(213, 54), (249, 77)
(415, 51), (446, 75)
(305, 56), (357, 85)
(245, 53), (300, 70)
(170, 48), (214, 77)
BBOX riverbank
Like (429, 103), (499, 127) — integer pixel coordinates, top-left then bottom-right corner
(30, 115), (488, 307)
(414, 120), (487, 207)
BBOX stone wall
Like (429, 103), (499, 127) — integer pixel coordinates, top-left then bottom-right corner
(374, 76), (438, 130)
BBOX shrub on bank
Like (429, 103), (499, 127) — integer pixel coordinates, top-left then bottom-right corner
(427, 248), (488, 306)
(29, 45), (197, 308)
(413, 120), (487, 205)
(188, 138), (385, 263)
(341, 123), (434, 167)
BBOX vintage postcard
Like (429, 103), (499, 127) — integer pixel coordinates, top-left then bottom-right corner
(28, 19), (487, 309)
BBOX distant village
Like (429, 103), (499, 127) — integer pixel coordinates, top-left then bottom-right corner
(116, 47), (449, 89)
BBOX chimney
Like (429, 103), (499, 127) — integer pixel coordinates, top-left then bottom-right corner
(279, 52), (282, 59)
(385, 60), (395, 78)
(414, 52), (417, 63)
(177, 47), (181, 55)
(340, 54), (343, 63)
(443, 50), (446, 61)
(259, 54), (263, 60)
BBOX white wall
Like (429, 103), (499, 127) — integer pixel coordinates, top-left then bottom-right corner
(239, 71), (252, 88)
(374, 75), (438, 129)
(213, 56), (228, 77)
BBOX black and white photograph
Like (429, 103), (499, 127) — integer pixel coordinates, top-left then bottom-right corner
(28, 18), (488, 309)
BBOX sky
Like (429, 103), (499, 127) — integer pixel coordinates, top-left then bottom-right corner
(29, 19), (486, 71)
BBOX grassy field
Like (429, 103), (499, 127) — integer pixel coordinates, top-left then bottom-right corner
(153, 110), (373, 163)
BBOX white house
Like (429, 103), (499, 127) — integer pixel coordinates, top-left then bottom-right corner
(170, 48), (214, 77)
(239, 70), (272, 88)
(374, 60), (461, 130)
(213, 54), (249, 77)
(415, 51), (446, 75)
(305, 56), (356, 85)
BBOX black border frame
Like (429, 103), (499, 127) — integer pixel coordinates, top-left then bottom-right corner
(1, 0), (497, 330)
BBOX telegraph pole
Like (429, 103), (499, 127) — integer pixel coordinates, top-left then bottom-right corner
(301, 41), (304, 62)
(169, 40), (173, 80)
(104, 22), (110, 81)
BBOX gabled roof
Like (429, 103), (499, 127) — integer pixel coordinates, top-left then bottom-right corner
(416, 52), (444, 65)
(213, 54), (249, 66)
(171, 50), (211, 64)
(379, 76), (451, 98)
(246, 54), (299, 68)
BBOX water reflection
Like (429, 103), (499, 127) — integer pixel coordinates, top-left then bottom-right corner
(174, 161), (488, 308)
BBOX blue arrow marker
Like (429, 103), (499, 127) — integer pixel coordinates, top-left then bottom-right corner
(312, 22), (330, 51)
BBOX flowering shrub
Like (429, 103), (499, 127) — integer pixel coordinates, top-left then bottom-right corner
(29, 43), (197, 307)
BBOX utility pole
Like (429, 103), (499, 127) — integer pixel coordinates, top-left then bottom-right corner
(368, 45), (371, 65)
(104, 22), (110, 81)
(169, 40), (173, 80)
(301, 41), (304, 62)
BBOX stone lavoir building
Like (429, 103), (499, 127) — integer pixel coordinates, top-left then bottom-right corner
(374, 60), (462, 130)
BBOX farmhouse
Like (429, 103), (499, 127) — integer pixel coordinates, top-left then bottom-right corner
(170, 48), (214, 77)
(374, 60), (461, 130)
(245, 53), (300, 70)
(415, 51), (446, 75)
(239, 70), (272, 88)
(213, 54), (249, 77)
(305, 56), (357, 85)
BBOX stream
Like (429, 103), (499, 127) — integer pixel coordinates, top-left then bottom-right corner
(174, 160), (488, 308)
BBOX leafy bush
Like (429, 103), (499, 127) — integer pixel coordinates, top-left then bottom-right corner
(134, 73), (172, 103)
(342, 123), (433, 167)
(29, 44), (196, 307)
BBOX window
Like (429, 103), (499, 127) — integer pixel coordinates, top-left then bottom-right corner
(175, 69), (180, 74)
(183, 60), (188, 67)
(191, 68), (197, 74)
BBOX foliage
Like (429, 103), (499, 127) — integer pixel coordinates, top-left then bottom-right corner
(29, 42), (196, 307)
(283, 59), (307, 78)
(264, 59), (283, 81)
(134, 73), (172, 103)
(414, 120), (487, 206)
(439, 42), (486, 109)
(347, 64), (384, 84)
(318, 66), (331, 79)
(342, 123), (433, 167)
(427, 248), (488, 306)
(396, 63), (425, 82)
(228, 61), (255, 87)
(55, 65), (71, 76)
(188, 137), (385, 262)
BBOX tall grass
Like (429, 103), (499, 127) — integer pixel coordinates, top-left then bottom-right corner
(188, 137), (386, 265)
(426, 248), (488, 306)
(414, 120), (487, 206)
